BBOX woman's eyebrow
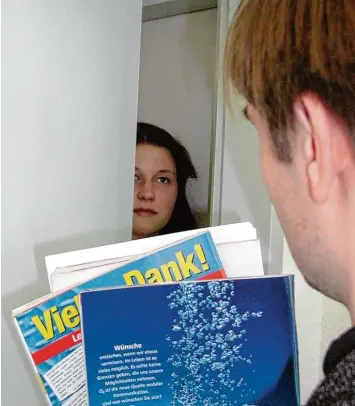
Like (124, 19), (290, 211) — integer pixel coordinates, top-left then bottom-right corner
(135, 167), (176, 176)
(157, 169), (176, 176)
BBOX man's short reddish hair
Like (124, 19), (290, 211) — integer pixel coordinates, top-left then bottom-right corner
(224, 0), (355, 162)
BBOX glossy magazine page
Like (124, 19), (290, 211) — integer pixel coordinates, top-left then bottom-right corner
(81, 276), (300, 406)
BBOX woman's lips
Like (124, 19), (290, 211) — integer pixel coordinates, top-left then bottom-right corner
(134, 209), (157, 217)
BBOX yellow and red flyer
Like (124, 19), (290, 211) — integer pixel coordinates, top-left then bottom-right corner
(13, 231), (225, 406)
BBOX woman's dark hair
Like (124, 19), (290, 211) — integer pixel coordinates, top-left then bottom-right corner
(136, 122), (198, 234)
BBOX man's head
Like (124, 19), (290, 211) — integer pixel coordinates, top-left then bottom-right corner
(224, 1), (355, 309)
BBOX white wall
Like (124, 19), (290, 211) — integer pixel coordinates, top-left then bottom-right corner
(138, 9), (217, 216)
(282, 241), (351, 404)
(2, 1), (142, 405)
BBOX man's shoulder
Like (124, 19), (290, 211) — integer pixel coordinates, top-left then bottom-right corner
(306, 348), (355, 406)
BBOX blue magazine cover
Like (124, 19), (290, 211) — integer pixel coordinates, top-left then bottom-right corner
(81, 276), (300, 406)
(13, 232), (225, 406)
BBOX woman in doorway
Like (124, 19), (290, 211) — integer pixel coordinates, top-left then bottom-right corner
(132, 122), (198, 240)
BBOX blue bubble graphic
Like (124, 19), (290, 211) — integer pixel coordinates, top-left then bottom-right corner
(166, 281), (263, 406)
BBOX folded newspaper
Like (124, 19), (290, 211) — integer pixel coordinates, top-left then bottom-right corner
(46, 222), (264, 293)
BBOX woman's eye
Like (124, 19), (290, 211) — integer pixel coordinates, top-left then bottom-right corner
(134, 174), (139, 182)
(157, 177), (170, 184)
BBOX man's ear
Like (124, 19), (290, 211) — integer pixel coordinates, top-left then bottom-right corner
(293, 93), (346, 204)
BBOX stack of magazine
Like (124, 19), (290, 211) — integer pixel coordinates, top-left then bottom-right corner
(12, 223), (301, 406)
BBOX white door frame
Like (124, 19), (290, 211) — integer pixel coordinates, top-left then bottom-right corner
(208, 0), (229, 227)
(209, 0), (285, 274)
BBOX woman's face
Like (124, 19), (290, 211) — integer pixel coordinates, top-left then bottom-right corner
(132, 143), (178, 239)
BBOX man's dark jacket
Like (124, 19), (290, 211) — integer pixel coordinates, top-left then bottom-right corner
(306, 327), (355, 405)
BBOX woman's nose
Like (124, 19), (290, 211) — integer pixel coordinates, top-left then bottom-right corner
(137, 181), (155, 200)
